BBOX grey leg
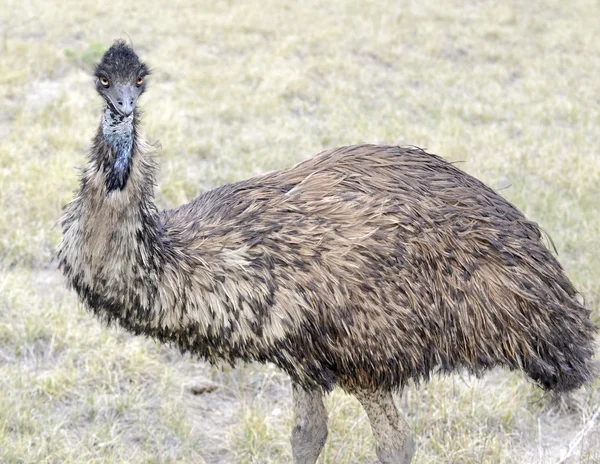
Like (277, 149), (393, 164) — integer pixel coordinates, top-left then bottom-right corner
(291, 383), (328, 464)
(354, 389), (414, 464)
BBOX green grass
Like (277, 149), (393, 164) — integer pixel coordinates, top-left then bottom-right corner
(1, 0), (599, 462)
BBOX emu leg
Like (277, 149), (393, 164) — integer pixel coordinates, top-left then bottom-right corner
(354, 389), (414, 464)
(291, 383), (328, 464)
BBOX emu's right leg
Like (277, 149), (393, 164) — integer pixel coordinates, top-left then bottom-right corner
(291, 383), (328, 464)
(354, 389), (414, 464)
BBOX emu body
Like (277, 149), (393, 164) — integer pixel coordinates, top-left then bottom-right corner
(57, 42), (597, 463)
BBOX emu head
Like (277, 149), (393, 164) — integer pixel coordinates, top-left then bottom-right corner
(94, 41), (150, 116)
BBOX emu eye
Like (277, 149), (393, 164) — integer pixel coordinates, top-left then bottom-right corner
(99, 76), (109, 88)
(136, 75), (145, 86)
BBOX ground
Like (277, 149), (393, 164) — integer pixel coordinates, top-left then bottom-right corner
(0, 0), (599, 462)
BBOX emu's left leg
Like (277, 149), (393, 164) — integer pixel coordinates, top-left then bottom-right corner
(291, 383), (328, 464)
(354, 389), (414, 464)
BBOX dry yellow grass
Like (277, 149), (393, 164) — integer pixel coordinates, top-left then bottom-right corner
(0, 0), (599, 462)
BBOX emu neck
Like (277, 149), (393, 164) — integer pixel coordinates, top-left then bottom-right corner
(102, 106), (134, 192)
(57, 103), (163, 335)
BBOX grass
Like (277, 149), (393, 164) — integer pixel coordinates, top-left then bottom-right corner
(1, 0), (599, 462)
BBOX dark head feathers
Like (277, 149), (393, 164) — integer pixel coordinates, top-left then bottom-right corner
(94, 40), (151, 82)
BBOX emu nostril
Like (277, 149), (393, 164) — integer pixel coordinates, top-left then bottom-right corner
(117, 101), (123, 106)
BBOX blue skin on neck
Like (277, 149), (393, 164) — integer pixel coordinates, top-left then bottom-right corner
(103, 107), (134, 192)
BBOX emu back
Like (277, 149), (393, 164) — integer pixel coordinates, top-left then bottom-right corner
(154, 144), (597, 393)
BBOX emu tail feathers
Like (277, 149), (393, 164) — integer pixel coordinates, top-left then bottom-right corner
(523, 319), (598, 392)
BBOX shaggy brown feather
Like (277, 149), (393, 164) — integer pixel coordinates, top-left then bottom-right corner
(58, 133), (597, 393)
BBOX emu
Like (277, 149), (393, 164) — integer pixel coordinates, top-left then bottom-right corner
(57, 41), (597, 463)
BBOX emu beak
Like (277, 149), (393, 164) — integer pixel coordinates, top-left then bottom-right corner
(111, 84), (137, 116)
